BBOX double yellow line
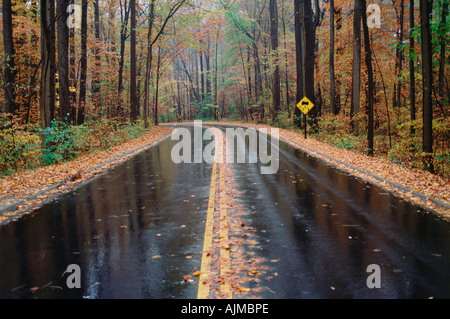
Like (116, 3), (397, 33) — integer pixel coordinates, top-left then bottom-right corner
(197, 128), (232, 299)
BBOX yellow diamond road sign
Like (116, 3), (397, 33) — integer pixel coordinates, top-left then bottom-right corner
(297, 97), (314, 115)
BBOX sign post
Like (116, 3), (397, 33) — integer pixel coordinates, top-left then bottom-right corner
(296, 97), (314, 139)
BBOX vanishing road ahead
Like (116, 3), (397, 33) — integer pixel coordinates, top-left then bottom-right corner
(1, 124), (450, 299)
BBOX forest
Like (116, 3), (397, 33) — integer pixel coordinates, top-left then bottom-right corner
(0, 0), (449, 178)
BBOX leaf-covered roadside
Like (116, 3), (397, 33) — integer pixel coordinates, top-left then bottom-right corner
(0, 125), (173, 224)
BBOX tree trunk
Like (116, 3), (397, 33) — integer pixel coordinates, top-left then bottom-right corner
(199, 51), (205, 102)
(130, 0), (138, 122)
(294, 0), (304, 128)
(77, 0), (88, 125)
(304, 0), (316, 121)
(117, 0), (130, 116)
(282, 14), (290, 109)
(205, 42), (211, 102)
(409, 0), (416, 137)
(329, 0), (337, 115)
(270, 0), (281, 121)
(362, 0), (375, 156)
(57, 0), (71, 123)
(143, 0), (155, 120)
(420, 0), (434, 173)
(40, 0), (56, 128)
(393, 0), (405, 109)
(397, 0), (404, 109)
(154, 46), (162, 125)
(69, 0), (77, 124)
(92, 0), (101, 113)
(2, 0), (16, 115)
(351, 0), (362, 133)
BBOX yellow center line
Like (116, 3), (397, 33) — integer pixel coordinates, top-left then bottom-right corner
(197, 158), (216, 299)
(197, 127), (233, 299)
(197, 127), (222, 299)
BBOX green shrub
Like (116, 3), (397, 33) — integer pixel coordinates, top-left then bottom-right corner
(40, 120), (86, 166)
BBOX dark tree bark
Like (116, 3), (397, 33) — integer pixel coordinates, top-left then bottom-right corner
(40, 0), (56, 128)
(409, 0), (416, 136)
(303, 0), (317, 120)
(270, 0), (281, 121)
(199, 51), (205, 102)
(351, 0), (362, 133)
(281, 13), (290, 108)
(57, 0), (71, 123)
(2, 0), (16, 115)
(329, 0), (337, 115)
(130, 0), (138, 122)
(77, 0), (88, 125)
(420, 0), (434, 173)
(69, 0), (77, 124)
(294, 0), (304, 128)
(205, 41), (211, 102)
(92, 0), (102, 112)
(393, 0), (405, 109)
(361, 0), (375, 156)
(117, 0), (131, 116)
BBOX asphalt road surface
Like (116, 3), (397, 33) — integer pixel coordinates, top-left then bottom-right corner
(0, 125), (449, 299)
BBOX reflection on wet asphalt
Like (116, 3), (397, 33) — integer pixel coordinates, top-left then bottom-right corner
(0, 125), (449, 299)
(0, 132), (212, 299)
(228, 133), (450, 298)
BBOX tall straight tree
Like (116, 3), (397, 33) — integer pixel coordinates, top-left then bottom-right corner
(351, 0), (362, 133)
(303, 0), (317, 121)
(92, 0), (101, 111)
(293, 0), (304, 128)
(420, 0), (434, 173)
(40, 0), (56, 128)
(69, 0), (77, 124)
(117, 0), (131, 116)
(130, 0), (138, 122)
(329, 0), (337, 115)
(270, 0), (281, 121)
(2, 0), (16, 115)
(361, 0), (375, 156)
(77, 0), (88, 125)
(393, 0), (405, 109)
(409, 0), (416, 137)
(57, 0), (71, 123)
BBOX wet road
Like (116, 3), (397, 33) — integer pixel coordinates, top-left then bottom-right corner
(0, 125), (450, 299)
